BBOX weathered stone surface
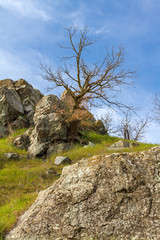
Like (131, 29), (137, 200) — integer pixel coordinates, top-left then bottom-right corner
(109, 140), (140, 149)
(0, 126), (9, 138)
(15, 79), (43, 125)
(28, 95), (67, 157)
(0, 79), (15, 89)
(47, 143), (71, 156)
(6, 147), (160, 240)
(34, 94), (62, 124)
(4, 153), (20, 160)
(54, 156), (72, 165)
(11, 116), (29, 130)
(35, 113), (67, 143)
(28, 129), (49, 158)
(13, 129), (31, 150)
(0, 87), (24, 126)
(0, 78), (43, 130)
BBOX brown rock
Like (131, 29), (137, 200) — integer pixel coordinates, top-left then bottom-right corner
(6, 147), (160, 240)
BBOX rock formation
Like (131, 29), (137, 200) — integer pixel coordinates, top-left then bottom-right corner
(27, 92), (106, 157)
(0, 79), (43, 132)
(28, 94), (69, 157)
(6, 146), (160, 240)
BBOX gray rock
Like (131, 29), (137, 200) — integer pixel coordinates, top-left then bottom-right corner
(4, 153), (20, 160)
(0, 78), (43, 129)
(54, 156), (72, 165)
(28, 133), (48, 158)
(6, 147), (160, 240)
(11, 116), (29, 130)
(0, 125), (9, 138)
(47, 143), (71, 156)
(15, 79), (43, 125)
(13, 129), (31, 150)
(28, 95), (67, 157)
(109, 140), (140, 149)
(35, 113), (67, 143)
(0, 87), (24, 126)
(84, 141), (95, 148)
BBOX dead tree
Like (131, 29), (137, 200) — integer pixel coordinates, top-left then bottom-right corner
(41, 26), (135, 110)
(116, 110), (150, 141)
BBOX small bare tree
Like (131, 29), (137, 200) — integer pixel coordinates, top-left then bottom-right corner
(116, 110), (150, 141)
(100, 112), (117, 135)
(41, 26), (135, 111)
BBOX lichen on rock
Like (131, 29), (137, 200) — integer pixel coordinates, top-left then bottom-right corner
(6, 147), (160, 240)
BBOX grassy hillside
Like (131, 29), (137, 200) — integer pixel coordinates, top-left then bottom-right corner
(0, 130), (157, 238)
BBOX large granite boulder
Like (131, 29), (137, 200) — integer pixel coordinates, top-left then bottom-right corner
(0, 78), (43, 131)
(6, 147), (160, 240)
(28, 95), (68, 157)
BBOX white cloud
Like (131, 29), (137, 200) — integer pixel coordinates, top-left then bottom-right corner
(0, 0), (50, 21)
(94, 26), (110, 35)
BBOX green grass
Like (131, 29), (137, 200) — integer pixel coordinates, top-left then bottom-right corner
(0, 130), (157, 239)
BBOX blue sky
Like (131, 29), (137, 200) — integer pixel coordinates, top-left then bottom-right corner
(0, 0), (160, 143)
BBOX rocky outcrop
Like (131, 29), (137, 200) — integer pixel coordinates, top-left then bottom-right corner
(0, 79), (43, 131)
(28, 95), (68, 157)
(6, 147), (160, 240)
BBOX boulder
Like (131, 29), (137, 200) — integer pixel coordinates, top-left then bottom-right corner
(47, 143), (71, 156)
(0, 87), (24, 126)
(15, 79), (43, 125)
(6, 147), (160, 240)
(28, 129), (48, 158)
(34, 94), (63, 123)
(11, 116), (29, 130)
(0, 126), (9, 138)
(35, 113), (67, 143)
(4, 153), (20, 160)
(13, 129), (31, 150)
(109, 140), (140, 149)
(0, 78), (43, 131)
(54, 156), (72, 165)
(28, 95), (68, 158)
(0, 79), (15, 89)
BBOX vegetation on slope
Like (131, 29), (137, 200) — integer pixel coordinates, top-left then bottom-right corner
(0, 130), (157, 239)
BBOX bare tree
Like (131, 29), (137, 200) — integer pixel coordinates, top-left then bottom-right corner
(41, 26), (135, 111)
(116, 110), (150, 141)
(100, 112), (117, 135)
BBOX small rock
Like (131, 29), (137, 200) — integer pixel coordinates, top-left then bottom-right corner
(109, 140), (140, 149)
(54, 156), (72, 165)
(84, 141), (95, 148)
(109, 140), (130, 149)
(4, 153), (20, 160)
